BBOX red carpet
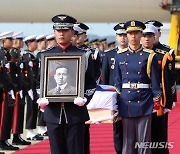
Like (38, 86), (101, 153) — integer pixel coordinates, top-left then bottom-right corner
(13, 92), (180, 154)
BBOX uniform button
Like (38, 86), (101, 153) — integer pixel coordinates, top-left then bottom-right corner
(138, 101), (140, 103)
(128, 100), (131, 103)
(138, 81), (140, 84)
(126, 72), (129, 74)
(137, 90), (140, 93)
(140, 53), (143, 56)
(138, 72), (141, 74)
(139, 62), (141, 64)
(128, 90), (131, 93)
(127, 53), (129, 56)
(125, 62), (128, 65)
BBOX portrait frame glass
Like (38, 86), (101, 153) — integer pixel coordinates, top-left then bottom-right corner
(40, 52), (85, 102)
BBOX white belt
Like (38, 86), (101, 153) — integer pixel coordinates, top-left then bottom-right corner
(122, 83), (150, 89)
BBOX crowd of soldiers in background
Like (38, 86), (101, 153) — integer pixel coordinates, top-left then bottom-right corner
(0, 28), (116, 152)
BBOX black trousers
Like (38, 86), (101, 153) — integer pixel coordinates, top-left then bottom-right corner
(37, 110), (46, 126)
(152, 112), (169, 154)
(46, 122), (85, 154)
(84, 124), (90, 154)
(25, 95), (38, 129)
(113, 120), (123, 154)
(0, 92), (14, 140)
(12, 94), (25, 134)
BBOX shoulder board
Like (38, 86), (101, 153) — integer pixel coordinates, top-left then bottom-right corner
(162, 44), (171, 49)
(143, 48), (154, 53)
(117, 48), (128, 54)
(155, 48), (166, 55)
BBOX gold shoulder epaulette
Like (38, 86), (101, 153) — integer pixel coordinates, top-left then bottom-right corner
(117, 48), (128, 54)
(155, 49), (166, 55)
(143, 48), (154, 53)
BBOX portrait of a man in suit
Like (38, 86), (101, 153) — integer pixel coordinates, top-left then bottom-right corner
(48, 65), (77, 95)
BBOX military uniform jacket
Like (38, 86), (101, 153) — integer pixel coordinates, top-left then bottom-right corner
(101, 47), (118, 85)
(43, 45), (96, 125)
(153, 42), (176, 109)
(114, 46), (161, 117)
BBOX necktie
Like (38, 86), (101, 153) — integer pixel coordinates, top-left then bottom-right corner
(56, 87), (61, 94)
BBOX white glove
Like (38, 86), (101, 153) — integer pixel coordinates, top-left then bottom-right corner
(5, 63), (10, 69)
(74, 97), (87, 106)
(19, 90), (23, 99)
(37, 98), (49, 112)
(28, 61), (33, 67)
(28, 89), (34, 100)
(36, 89), (40, 95)
(20, 63), (24, 69)
(9, 89), (15, 100)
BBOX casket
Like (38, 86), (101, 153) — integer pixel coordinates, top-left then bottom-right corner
(86, 109), (117, 124)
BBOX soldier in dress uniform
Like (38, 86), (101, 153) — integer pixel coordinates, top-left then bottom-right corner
(41, 14), (96, 154)
(10, 32), (31, 145)
(22, 35), (43, 141)
(35, 34), (48, 137)
(114, 20), (161, 154)
(107, 41), (116, 51)
(76, 23), (102, 84)
(145, 20), (177, 154)
(101, 23), (128, 154)
(99, 38), (107, 52)
(0, 32), (19, 150)
(46, 34), (57, 49)
(74, 22), (101, 154)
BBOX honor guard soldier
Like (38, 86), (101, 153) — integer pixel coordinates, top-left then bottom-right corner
(145, 20), (177, 154)
(35, 34), (47, 57)
(39, 14), (96, 154)
(101, 22), (128, 154)
(0, 32), (19, 150)
(74, 22), (100, 154)
(99, 38), (107, 52)
(76, 23), (102, 84)
(114, 20), (161, 154)
(10, 32), (31, 145)
(36, 34), (48, 137)
(22, 35), (43, 141)
(46, 34), (57, 49)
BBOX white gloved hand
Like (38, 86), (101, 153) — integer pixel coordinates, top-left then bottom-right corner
(9, 89), (15, 100)
(37, 98), (49, 112)
(28, 61), (33, 67)
(5, 63), (10, 69)
(20, 63), (24, 69)
(74, 97), (87, 106)
(36, 89), (40, 95)
(28, 89), (34, 100)
(19, 90), (23, 99)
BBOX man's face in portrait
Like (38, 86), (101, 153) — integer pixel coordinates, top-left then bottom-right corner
(54, 67), (68, 86)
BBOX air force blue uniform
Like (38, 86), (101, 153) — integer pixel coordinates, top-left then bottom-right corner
(114, 46), (161, 117)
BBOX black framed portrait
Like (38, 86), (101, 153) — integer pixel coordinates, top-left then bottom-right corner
(40, 52), (85, 102)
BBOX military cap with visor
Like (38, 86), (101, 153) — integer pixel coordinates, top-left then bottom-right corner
(113, 23), (126, 34)
(76, 22), (89, 34)
(124, 20), (146, 32)
(143, 24), (158, 35)
(52, 14), (77, 30)
(144, 20), (163, 31)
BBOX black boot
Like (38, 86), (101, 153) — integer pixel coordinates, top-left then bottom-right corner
(0, 140), (19, 151)
(12, 134), (31, 145)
